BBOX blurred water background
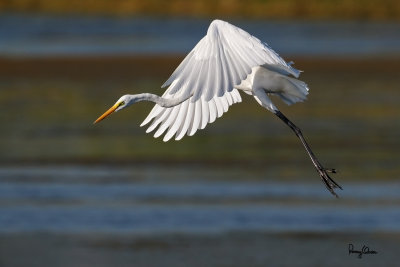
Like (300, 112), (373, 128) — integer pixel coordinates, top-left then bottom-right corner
(1, 10), (400, 267)
(2, 15), (400, 57)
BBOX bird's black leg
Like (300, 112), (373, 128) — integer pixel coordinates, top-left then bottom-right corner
(274, 110), (342, 197)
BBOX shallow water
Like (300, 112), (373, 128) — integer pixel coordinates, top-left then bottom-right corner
(1, 15), (400, 266)
(1, 18), (400, 267)
(1, 165), (399, 234)
(1, 14), (400, 57)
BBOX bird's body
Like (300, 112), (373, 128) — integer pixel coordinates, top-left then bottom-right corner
(94, 19), (342, 197)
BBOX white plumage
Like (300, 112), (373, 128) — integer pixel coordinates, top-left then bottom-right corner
(94, 19), (341, 197)
(140, 19), (307, 142)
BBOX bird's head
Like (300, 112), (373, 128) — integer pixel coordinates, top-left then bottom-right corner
(93, 95), (132, 124)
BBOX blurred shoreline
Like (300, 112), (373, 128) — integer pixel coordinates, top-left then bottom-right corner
(2, 55), (400, 81)
(2, 0), (400, 20)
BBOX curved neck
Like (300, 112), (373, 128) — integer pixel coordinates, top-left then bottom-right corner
(129, 93), (191, 108)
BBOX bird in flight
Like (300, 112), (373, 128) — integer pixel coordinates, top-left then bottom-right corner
(94, 19), (342, 197)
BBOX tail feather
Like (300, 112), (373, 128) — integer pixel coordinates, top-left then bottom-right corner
(277, 76), (309, 105)
(255, 65), (309, 106)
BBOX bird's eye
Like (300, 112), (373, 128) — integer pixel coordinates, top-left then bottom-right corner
(118, 101), (125, 107)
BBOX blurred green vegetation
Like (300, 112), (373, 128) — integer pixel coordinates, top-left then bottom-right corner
(1, 0), (400, 20)
(0, 56), (399, 181)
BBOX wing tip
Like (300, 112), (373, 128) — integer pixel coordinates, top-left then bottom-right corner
(140, 119), (150, 127)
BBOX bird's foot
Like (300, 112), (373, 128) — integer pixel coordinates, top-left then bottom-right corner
(317, 167), (342, 198)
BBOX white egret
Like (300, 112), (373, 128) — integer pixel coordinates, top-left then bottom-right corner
(94, 19), (342, 197)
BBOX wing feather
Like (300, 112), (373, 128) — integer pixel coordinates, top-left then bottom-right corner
(164, 99), (189, 141)
(188, 100), (202, 136)
(200, 97), (209, 129)
(154, 105), (180, 138)
(175, 101), (196, 140)
(214, 97), (223, 118)
(141, 19), (299, 141)
(208, 98), (217, 123)
(226, 91), (233, 105)
(219, 95), (229, 113)
(146, 107), (173, 133)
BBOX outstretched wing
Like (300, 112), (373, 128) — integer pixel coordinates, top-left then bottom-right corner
(141, 19), (299, 141)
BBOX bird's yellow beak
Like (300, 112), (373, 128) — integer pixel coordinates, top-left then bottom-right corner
(93, 103), (119, 124)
